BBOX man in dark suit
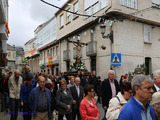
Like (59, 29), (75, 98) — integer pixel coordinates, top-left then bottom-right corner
(70, 77), (83, 120)
(101, 70), (120, 113)
(152, 70), (160, 93)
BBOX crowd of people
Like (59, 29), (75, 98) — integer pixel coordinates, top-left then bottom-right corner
(0, 65), (160, 120)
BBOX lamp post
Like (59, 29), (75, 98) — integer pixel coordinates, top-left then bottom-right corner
(100, 22), (113, 42)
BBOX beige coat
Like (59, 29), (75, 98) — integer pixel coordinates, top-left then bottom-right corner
(8, 76), (23, 99)
(106, 92), (127, 120)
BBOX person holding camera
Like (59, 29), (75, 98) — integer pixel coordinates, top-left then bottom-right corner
(106, 82), (132, 120)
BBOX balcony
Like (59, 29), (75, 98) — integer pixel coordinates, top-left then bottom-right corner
(45, 59), (48, 65)
(63, 50), (71, 61)
(52, 56), (59, 65)
(39, 60), (44, 66)
(86, 41), (97, 56)
(73, 47), (82, 59)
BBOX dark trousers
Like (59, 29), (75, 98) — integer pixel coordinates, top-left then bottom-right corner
(1, 93), (9, 111)
(23, 102), (32, 120)
(9, 98), (20, 120)
(58, 113), (72, 120)
(72, 108), (81, 120)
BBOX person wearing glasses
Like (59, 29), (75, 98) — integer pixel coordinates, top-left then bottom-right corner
(79, 84), (100, 120)
(150, 92), (160, 120)
(29, 76), (52, 120)
(106, 82), (132, 120)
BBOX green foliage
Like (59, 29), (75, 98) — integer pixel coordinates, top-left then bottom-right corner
(69, 58), (88, 72)
(128, 63), (147, 77)
(21, 58), (27, 72)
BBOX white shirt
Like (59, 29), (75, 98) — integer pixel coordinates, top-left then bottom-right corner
(75, 85), (80, 97)
(154, 84), (160, 92)
(109, 80), (116, 98)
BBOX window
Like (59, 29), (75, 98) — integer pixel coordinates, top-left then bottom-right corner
(60, 14), (64, 27)
(53, 48), (55, 57)
(50, 48), (52, 57)
(120, 0), (137, 9)
(144, 25), (151, 43)
(67, 8), (71, 23)
(56, 46), (58, 55)
(152, 0), (160, 8)
(84, 0), (108, 18)
(73, 2), (79, 19)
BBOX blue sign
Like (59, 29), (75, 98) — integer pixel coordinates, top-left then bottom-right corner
(111, 53), (121, 66)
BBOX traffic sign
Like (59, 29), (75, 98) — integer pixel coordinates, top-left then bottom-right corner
(111, 53), (121, 66)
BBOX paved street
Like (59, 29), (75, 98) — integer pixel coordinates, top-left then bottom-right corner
(0, 100), (104, 120)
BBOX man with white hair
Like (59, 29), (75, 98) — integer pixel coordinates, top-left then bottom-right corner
(118, 74), (156, 120)
(102, 70), (120, 113)
(152, 70), (160, 92)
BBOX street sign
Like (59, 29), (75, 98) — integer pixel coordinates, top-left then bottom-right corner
(111, 53), (121, 66)
(41, 65), (45, 70)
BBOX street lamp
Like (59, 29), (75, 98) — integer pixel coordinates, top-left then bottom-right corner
(100, 22), (113, 42)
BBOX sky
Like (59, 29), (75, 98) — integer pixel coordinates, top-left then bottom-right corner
(8, 0), (67, 48)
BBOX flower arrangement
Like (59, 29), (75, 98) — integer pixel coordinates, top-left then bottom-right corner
(69, 58), (88, 72)
(0, 56), (7, 66)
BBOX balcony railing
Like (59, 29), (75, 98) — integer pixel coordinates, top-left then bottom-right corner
(39, 60), (44, 66)
(73, 47), (82, 59)
(52, 56), (59, 65)
(86, 41), (97, 56)
(63, 50), (70, 61)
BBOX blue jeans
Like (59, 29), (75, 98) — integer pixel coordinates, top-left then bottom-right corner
(1, 93), (9, 111)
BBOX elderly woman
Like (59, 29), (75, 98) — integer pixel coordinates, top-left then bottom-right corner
(56, 79), (73, 120)
(67, 76), (75, 89)
(106, 82), (132, 120)
(79, 84), (100, 120)
(150, 92), (160, 120)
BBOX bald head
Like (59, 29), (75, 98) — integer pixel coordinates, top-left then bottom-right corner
(38, 76), (46, 90)
(14, 70), (20, 78)
(25, 65), (29, 73)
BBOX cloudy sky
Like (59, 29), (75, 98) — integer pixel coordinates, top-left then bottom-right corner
(8, 0), (67, 47)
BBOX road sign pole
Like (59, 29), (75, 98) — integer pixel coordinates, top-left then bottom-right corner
(115, 66), (117, 80)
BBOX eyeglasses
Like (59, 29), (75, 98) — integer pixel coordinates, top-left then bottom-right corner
(39, 81), (45, 83)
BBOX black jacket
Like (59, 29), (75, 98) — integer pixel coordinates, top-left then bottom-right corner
(70, 85), (83, 109)
(101, 78), (120, 108)
(0, 78), (9, 94)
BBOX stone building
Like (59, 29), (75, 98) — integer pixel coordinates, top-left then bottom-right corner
(55, 0), (160, 80)
(25, 0), (160, 80)
(0, 0), (9, 76)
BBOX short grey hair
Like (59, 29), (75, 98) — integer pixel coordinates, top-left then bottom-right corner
(108, 70), (115, 75)
(132, 74), (154, 95)
(153, 70), (160, 79)
(150, 92), (160, 106)
(75, 77), (80, 82)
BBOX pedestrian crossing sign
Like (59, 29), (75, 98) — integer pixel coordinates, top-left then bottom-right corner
(111, 53), (121, 66)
